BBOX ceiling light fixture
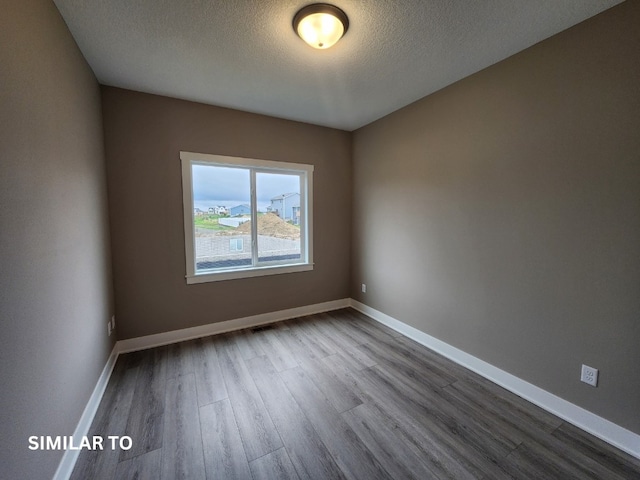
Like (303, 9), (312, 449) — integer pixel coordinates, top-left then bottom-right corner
(293, 3), (349, 50)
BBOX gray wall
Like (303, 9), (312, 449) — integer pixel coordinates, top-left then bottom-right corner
(0, 0), (115, 478)
(352, 1), (640, 434)
(101, 87), (352, 339)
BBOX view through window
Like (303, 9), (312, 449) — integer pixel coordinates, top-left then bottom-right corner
(181, 152), (313, 283)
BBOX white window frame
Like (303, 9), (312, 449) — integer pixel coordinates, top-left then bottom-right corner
(181, 151), (314, 284)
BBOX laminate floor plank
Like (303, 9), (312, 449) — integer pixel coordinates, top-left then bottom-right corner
(341, 403), (440, 480)
(313, 312), (362, 350)
(304, 314), (358, 353)
(322, 353), (480, 480)
(310, 314), (378, 369)
(251, 328), (298, 372)
(342, 309), (401, 340)
(364, 333), (459, 386)
(250, 448), (300, 480)
(73, 309), (640, 480)
(305, 313), (376, 368)
(247, 356), (346, 480)
(323, 310), (376, 345)
(358, 365), (514, 479)
(500, 442), (572, 480)
(394, 335), (507, 391)
(320, 353), (371, 397)
(393, 335), (485, 385)
(279, 366), (391, 480)
(339, 312), (401, 348)
(499, 437), (615, 480)
(444, 379), (563, 445)
(441, 381), (610, 476)
(164, 340), (196, 379)
(346, 308), (404, 338)
(217, 338), (283, 461)
(499, 415), (633, 480)
(231, 329), (266, 360)
(454, 376), (558, 433)
(162, 373), (206, 480)
(348, 318), (401, 344)
(456, 373), (563, 432)
(551, 422), (640, 478)
(341, 345), (378, 370)
(360, 401), (481, 480)
(200, 398), (252, 480)
(114, 448), (162, 480)
(395, 334), (563, 433)
(371, 363), (518, 458)
(283, 319), (335, 359)
(70, 359), (139, 480)
(358, 339), (454, 389)
(120, 345), (167, 461)
(441, 381), (531, 446)
(271, 328), (320, 364)
(121, 349), (146, 370)
(526, 434), (629, 480)
(298, 356), (363, 413)
(193, 336), (227, 406)
(289, 317), (338, 357)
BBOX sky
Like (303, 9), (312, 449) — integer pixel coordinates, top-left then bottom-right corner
(192, 165), (300, 212)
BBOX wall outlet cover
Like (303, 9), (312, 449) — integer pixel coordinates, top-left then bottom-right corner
(581, 364), (598, 387)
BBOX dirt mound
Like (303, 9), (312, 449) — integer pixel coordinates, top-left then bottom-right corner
(235, 213), (300, 240)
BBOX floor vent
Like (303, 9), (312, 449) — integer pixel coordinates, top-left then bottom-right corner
(251, 325), (274, 333)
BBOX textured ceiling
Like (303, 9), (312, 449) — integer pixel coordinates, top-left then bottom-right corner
(53, 0), (623, 131)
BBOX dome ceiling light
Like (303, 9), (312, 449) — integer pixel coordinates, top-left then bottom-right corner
(293, 3), (349, 49)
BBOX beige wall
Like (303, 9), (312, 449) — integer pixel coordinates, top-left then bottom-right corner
(101, 87), (352, 339)
(352, 1), (640, 434)
(0, 0), (115, 478)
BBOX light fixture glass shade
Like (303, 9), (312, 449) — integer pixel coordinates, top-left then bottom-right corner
(293, 4), (349, 49)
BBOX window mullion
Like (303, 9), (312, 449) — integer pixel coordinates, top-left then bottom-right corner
(299, 173), (306, 263)
(250, 169), (258, 266)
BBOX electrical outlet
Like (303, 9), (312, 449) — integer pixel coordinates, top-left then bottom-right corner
(361, 283), (366, 293)
(108, 321), (112, 336)
(111, 315), (116, 330)
(581, 364), (598, 387)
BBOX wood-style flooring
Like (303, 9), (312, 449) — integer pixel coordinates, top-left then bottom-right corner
(71, 308), (640, 479)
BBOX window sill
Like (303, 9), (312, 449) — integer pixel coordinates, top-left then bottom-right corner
(186, 263), (314, 284)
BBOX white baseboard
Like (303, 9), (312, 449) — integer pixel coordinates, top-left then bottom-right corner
(53, 344), (119, 480)
(116, 298), (350, 354)
(350, 299), (640, 460)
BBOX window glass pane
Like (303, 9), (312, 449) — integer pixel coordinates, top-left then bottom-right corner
(192, 164), (252, 272)
(256, 172), (302, 264)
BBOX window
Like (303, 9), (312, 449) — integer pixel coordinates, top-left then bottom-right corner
(229, 238), (244, 252)
(181, 151), (313, 283)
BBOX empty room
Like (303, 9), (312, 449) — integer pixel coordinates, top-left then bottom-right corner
(2, 0), (639, 479)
